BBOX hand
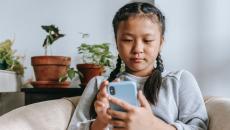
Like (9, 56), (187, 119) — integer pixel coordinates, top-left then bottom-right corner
(93, 80), (111, 129)
(108, 91), (177, 130)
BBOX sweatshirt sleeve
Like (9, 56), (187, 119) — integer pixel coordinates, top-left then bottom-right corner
(68, 76), (102, 130)
(171, 70), (209, 130)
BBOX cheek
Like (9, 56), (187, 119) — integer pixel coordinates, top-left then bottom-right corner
(117, 43), (130, 55)
(145, 45), (160, 59)
(117, 48), (129, 61)
(117, 45), (131, 63)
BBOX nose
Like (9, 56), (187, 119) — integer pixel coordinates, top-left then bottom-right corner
(132, 39), (144, 55)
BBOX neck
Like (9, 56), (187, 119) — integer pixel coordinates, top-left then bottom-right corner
(125, 66), (155, 77)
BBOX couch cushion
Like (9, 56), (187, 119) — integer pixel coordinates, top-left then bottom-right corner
(0, 98), (75, 130)
(205, 97), (230, 130)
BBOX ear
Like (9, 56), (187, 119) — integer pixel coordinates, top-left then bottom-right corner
(159, 36), (164, 52)
(115, 39), (118, 50)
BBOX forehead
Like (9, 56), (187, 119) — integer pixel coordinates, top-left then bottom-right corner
(117, 16), (161, 36)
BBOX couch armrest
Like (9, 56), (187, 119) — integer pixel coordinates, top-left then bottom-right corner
(205, 96), (230, 130)
(0, 97), (78, 130)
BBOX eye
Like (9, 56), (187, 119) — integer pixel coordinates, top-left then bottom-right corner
(144, 40), (154, 43)
(122, 39), (133, 43)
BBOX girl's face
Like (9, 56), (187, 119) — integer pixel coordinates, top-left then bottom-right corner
(116, 16), (163, 77)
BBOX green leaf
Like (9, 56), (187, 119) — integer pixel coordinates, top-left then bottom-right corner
(41, 25), (64, 48)
(77, 39), (115, 70)
(77, 71), (84, 79)
(59, 75), (68, 82)
(0, 39), (24, 75)
(67, 68), (76, 80)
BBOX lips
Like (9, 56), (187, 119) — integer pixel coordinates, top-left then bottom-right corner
(130, 58), (144, 63)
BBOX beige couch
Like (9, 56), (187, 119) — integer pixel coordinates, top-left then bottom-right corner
(0, 96), (229, 130)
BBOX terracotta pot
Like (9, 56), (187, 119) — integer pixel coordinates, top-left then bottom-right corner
(31, 56), (71, 82)
(77, 64), (103, 87)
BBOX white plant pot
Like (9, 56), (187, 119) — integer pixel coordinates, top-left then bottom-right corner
(0, 70), (22, 92)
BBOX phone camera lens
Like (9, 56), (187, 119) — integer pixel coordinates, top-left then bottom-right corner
(109, 86), (115, 95)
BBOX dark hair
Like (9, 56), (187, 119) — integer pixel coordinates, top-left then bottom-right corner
(90, 2), (165, 119)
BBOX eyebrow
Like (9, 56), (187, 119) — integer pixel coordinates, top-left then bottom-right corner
(121, 33), (156, 37)
(120, 32), (134, 36)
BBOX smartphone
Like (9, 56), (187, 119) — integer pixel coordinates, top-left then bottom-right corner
(108, 81), (139, 112)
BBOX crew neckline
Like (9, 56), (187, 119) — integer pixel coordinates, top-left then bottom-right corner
(116, 72), (149, 90)
(123, 72), (149, 81)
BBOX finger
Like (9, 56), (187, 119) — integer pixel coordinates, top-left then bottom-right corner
(97, 92), (109, 100)
(109, 119), (126, 128)
(97, 95), (109, 102)
(109, 96), (135, 111)
(97, 97), (110, 109)
(100, 80), (109, 95)
(95, 100), (110, 113)
(99, 80), (109, 91)
(95, 101), (112, 120)
(94, 101), (105, 113)
(107, 109), (127, 120)
(137, 90), (151, 109)
(97, 80), (109, 99)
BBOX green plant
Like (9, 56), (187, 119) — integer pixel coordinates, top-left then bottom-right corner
(78, 33), (115, 68)
(0, 39), (24, 76)
(59, 67), (76, 82)
(59, 33), (115, 82)
(41, 25), (64, 55)
(41, 25), (68, 82)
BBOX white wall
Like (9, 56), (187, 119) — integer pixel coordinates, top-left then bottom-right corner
(157, 0), (230, 97)
(157, 0), (199, 72)
(1, 0), (230, 97)
(0, 0), (130, 83)
(197, 0), (230, 97)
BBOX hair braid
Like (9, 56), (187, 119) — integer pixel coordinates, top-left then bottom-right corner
(143, 54), (164, 105)
(156, 54), (164, 72)
(107, 55), (122, 82)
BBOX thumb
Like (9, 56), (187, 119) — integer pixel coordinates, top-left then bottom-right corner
(99, 80), (109, 96)
(138, 90), (151, 109)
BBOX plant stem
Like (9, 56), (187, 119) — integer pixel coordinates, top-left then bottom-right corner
(45, 46), (47, 56)
(50, 46), (53, 55)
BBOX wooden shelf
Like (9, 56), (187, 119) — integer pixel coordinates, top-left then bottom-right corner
(21, 87), (84, 105)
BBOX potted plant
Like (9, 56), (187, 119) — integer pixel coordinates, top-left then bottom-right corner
(31, 25), (71, 88)
(0, 39), (24, 92)
(77, 33), (115, 87)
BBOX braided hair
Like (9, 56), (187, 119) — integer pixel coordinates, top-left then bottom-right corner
(90, 2), (165, 119)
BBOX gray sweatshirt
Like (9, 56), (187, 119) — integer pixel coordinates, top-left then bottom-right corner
(68, 70), (208, 130)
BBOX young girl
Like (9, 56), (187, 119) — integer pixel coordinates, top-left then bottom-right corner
(68, 2), (208, 130)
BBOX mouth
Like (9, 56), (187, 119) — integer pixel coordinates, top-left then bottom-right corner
(130, 58), (144, 63)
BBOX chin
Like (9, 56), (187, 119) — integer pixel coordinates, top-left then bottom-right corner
(128, 65), (146, 72)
